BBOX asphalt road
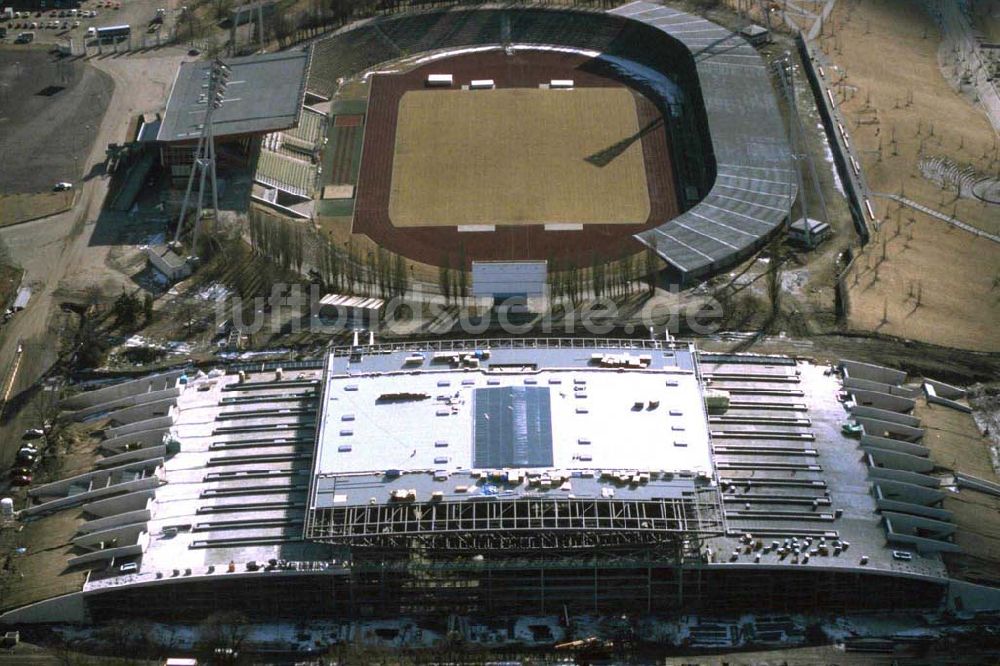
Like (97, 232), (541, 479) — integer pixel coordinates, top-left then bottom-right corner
(0, 48), (113, 193)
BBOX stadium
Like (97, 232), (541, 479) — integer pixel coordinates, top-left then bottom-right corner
(2, 1), (999, 636)
(1, 337), (998, 625)
(279, 1), (797, 285)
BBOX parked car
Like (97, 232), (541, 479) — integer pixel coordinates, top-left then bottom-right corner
(53, 181), (73, 191)
(16, 449), (37, 465)
(22, 428), (44, 440)
(841, 422), (863, 437)
(11, 474), (32, 486)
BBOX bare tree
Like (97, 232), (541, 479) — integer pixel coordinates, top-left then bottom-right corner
(199, 610), (251, 661)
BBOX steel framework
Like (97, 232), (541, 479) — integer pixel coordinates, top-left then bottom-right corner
(328, 337), (680, 358)
(306, 492), (724, 551)
(174, 59), (230, 249)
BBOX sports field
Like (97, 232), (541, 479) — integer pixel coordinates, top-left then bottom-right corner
(388, 88), (650, 228)
(350, 49), (679, 267)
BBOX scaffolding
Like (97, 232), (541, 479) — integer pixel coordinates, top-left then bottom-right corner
(328, 337), (678, 358)
(306, 491), (724, 552)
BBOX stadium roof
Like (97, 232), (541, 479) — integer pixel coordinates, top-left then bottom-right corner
(157, 50), (310, 143)
(7, 339), (1000, 623)
(312, 343), (711, 482)
(611, 2), (797, 279)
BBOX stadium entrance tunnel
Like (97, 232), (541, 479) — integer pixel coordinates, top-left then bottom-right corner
(307, 4), (797, 282)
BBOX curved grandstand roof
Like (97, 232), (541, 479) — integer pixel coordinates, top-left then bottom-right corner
(306, 4), (796, 279)
(611, 2), (797, 278)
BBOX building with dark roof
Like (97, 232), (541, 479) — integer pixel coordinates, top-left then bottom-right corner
(156, 50), (310, 176)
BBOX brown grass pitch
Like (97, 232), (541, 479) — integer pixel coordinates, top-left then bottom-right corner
(388, 87), (650, 228)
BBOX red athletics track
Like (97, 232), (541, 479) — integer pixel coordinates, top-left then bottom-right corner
(351, 49), (680, 269)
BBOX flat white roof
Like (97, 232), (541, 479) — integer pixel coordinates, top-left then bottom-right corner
(315, 365), (711, 477)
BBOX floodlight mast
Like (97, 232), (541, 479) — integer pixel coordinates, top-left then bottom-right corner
(174, 59), (231, 250)
(773, 52), (810, 246)
(773, 50), (831, 248)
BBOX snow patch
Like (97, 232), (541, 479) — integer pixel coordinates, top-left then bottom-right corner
(821, 134), (846, 197)
(194, 283), (231, 302)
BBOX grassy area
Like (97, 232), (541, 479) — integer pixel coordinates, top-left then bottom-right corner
(844, 206), (1000, 351)
(820, 0), (999, 233)
(316, 198), (356, 217)
(909, 393), (1000, 585)
(944, 489), (1000, 586)
(0, 263), (23, 313)
(0, 424), (102, 612)
(389, 88), (649, 227)
(0, 191), (74, 228)
(915, 397), (997, 482)
(0, 511), (88, 611)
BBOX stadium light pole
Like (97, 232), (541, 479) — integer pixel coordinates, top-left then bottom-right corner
(174, 59), (230, 251)
(773, 52), (810, 247)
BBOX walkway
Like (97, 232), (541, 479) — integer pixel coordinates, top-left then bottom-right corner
(872, 192), (1000, 244)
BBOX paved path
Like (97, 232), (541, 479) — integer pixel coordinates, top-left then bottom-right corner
(806, 0), (838, 41)
(872, 192), (1000, 243)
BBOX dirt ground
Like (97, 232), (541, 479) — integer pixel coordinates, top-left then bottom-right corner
(818, 0), (1000, 352)
(0, 45), (190, 491)
(390, 87), (649, 227)
(0, 48), (113, 194)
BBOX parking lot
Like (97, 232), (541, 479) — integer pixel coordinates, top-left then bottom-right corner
(2, 0), (179, 50)
(0, 48), (112, 193)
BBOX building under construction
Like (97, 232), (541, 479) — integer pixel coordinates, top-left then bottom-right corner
(2, 339), (998, 624)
